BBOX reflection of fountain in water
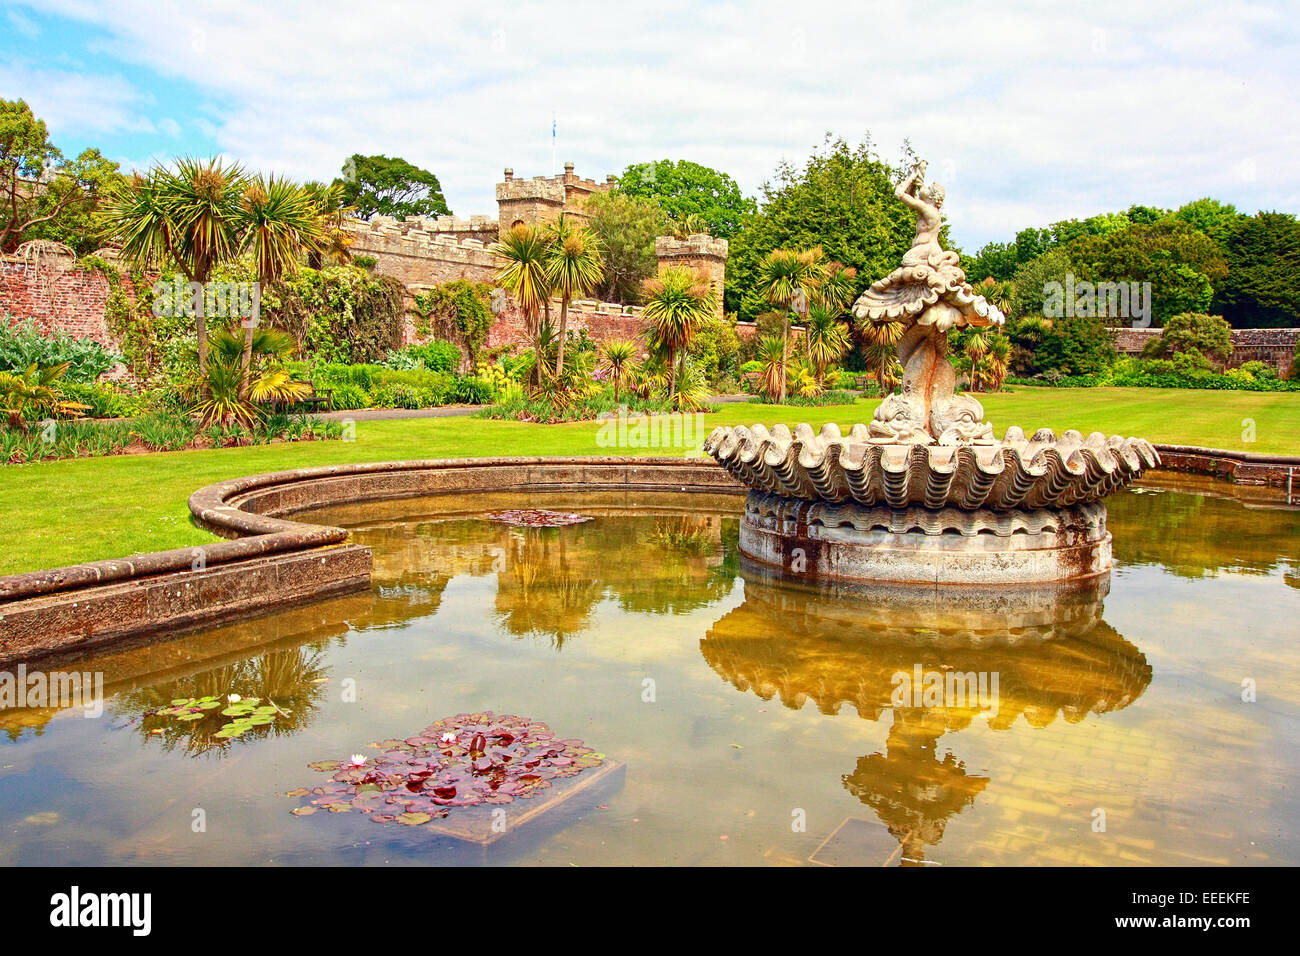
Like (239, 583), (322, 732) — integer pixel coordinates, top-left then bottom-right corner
(700, 570), (1152, 863)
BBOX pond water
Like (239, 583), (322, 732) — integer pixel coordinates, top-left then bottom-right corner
(2, 477), (1298, 866)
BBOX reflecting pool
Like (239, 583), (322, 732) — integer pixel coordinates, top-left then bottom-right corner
(2, 478), (1297, 866)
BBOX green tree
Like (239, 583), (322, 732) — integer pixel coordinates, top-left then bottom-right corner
(613, 159), (754, 239)
(1213, 212), (1300, 328)
(1066, 220), (1227, 325)
(543, 214), (604, 376)
(236, 175), (326, 395)
(727, 137), (917, 320)
(597, 338), (639, 404)
(333, 154), (450, 221)
(641, 266), (717, 399)
(1170, 198), (1243, 246)
(757, 247), (828, 401)
(0, 98), (123, 253)
(583, 191), (667, 303)
(1142, 312), (1233, 365)
(1035, 315), (1117, 376)
(102, 157), (248, 381)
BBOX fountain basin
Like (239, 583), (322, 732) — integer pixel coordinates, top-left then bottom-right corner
(741, 491), (1111, 585)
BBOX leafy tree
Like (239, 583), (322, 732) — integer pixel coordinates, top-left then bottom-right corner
(583, 191), (667, 303)
(1034, 315), (1117, 376)
(613, 159), (754, 239)
(1213, 212), (1300, 328)
(964, 241), (1020, 283)
(727, 137), (917, 320)
(0, 98), (123, 253)
(333, 154), (450, 221)
(1141, 312), (1232, 365)
(1066, 220), (1227, 325)
(1170, 198), (1243, 246)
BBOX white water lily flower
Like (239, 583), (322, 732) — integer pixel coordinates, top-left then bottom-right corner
(350, 754), (367, 767)
(440, 732), (457, 744)
(228, 694), (241, 703)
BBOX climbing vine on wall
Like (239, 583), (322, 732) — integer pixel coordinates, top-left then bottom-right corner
(262, 266), (405, 364)
(414, 280), (494, 365)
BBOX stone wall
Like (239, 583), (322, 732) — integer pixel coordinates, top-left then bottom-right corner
(655, 234), (729, 320)
(1108, 326), (1298, 373)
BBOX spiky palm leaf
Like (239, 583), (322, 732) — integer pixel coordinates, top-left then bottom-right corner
(544, 215), (605, 377)
(641, 266), (716, 400)
(757, 247), (829, 401)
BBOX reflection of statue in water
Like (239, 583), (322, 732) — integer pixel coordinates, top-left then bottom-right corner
(700, 575), (1152, 864)
(852, 160), (1005, 445)
(843, 709), (988, 866)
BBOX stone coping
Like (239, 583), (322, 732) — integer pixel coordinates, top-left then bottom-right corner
(0, 457), (742, 661)
(0, 449), (1292, 663)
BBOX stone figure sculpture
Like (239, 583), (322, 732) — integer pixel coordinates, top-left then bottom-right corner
(703, 159), (1158, 586)
(852, 160), (1003, 445)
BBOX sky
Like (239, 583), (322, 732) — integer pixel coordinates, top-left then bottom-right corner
(2, 0), (1298, 251)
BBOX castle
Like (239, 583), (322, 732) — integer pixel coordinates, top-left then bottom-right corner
(343, 163), (730, 347)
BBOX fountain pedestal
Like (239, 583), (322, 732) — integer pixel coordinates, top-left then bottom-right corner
(740, 491), (1111, 585)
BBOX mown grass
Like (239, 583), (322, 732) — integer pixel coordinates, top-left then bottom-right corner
(1, 386), (1295, 576)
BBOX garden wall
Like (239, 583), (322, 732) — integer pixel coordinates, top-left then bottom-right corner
(1109, 326), (1298, 373)
(0, 247), (131, 347)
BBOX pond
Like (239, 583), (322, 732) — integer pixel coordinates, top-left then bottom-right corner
(2, 477), (1298, 866)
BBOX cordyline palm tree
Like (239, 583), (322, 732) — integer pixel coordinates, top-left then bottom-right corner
(817, 262), (858, 313)
(236, 175), (325, 398)
(804, 304), (851, 382)
(544, 214), (604, 377)
(102, 158), (247, 384)
(977, 277), (1015, 319)
(300, 180), (355, 267)
(856, 318), (906, 394)
(757, 248), (828, 401)
(490, 224), (553, 386)
(597, 338), (639, 404)
(641, 266), (717, 400)
(754, 335), (786, 401)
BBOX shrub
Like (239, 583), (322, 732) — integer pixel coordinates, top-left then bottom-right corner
(1142, 312), (1233, 365)
(385, 339), (462, 374)
(0, 318), (121, 383)
(447, 375), (495, 405)
(326, 382), (369, 410)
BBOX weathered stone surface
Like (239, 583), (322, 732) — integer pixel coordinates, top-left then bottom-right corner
(705, 422), (1159, 512)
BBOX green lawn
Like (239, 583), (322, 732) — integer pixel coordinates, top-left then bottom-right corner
(1, 386), (1295, 577)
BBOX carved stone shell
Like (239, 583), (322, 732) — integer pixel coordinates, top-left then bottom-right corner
(703, 422), (1160, 511)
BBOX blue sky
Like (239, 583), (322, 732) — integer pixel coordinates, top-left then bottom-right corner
(3, 0), (1298, 251)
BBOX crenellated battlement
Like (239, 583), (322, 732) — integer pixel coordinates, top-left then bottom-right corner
(655, 234), (730, 260)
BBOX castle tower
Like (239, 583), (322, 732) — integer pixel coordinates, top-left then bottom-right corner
(495, 163), (612, 236)
(655, 234), (729, 319)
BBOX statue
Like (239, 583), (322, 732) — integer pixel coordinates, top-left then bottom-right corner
(702, 158), (1158, 587)
(852, 160), (1003, 445)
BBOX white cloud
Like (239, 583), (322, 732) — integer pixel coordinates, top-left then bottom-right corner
(7, 0), (1299, 248)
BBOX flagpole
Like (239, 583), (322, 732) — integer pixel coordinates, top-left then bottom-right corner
(551, 111), (556, 176)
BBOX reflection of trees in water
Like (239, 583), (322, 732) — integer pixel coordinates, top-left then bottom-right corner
(495, 530), (604, 649)
(115, 644), (330, 759)
(702, 576), (1152, 862)
(1109, 485), (1300, 579)
(356, 511), (741, 647)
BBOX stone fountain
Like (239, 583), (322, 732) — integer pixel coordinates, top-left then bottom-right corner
(705, 160), (1159, 586)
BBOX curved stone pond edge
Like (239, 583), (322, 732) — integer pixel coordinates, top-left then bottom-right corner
(0, 447), (1294, 664)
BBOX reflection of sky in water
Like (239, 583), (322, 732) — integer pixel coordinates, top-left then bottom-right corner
(1, 485), (1297, 867)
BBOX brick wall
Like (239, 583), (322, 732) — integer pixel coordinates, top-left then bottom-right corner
(0, 252), (127, 347)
